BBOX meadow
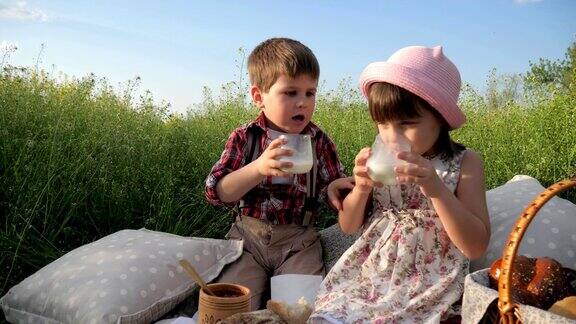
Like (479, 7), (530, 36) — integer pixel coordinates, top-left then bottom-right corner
(1, 48), (575, 298)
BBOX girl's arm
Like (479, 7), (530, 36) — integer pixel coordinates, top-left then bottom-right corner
(339, 187), (371, 234)
(430, 150), (490, 259)
(396, 150), (490, 259)
(339, 148), (379, 234)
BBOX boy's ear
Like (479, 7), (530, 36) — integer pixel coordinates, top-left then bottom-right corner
(250, 85), (265, 109)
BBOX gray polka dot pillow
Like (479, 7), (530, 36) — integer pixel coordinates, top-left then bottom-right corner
(470, 175), (576, 272)
(0, 229), (243, 324)
(319, 224), (359, 272)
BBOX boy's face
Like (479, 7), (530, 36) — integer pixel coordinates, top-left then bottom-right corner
(251, 74), (318, 134)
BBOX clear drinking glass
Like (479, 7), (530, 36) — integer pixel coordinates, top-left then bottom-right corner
(278, 134), (313, 174)
(366, 135), (411, 185)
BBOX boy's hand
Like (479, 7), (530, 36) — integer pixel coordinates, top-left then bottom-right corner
(327, 177), (355, 211)
(395, 151), (444, 197)
(353, 148), (381, 193)
(255, 137), (294, 177)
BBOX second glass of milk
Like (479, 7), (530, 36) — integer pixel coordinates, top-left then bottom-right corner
(366, 135), (411, 185)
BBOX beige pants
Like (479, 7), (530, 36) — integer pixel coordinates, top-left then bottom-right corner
(213, 216), (324, 311)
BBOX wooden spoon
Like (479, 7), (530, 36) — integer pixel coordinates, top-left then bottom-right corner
(179, 259), (216, 296)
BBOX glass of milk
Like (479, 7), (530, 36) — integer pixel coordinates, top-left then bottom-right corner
(278, 134), (313, 174)
(366, 135), (411, 185)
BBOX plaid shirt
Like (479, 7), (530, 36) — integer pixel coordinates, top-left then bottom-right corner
(205, 113), (345, 225)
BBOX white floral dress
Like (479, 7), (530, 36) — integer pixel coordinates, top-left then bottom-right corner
(311, 151), (469, 324)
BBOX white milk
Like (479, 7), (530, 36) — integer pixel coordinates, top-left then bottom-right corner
(366, 158), (396, 185)
(278, 134), (313, 174)
(282, 158), (313, 174)
(365, 135), (411, 185)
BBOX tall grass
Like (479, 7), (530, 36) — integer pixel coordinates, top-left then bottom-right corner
(1, 64), (575, 299)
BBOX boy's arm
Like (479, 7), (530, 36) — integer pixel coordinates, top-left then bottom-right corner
(205, 129), (293, 205)
(205, 129), (248, 206)
(215, 160), (265, 203)
(327, 177), (355, 211)
(316, 133), (347, 206)
(217, 137), (293, 202)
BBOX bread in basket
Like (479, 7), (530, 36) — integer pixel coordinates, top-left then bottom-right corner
(462, 177), (576, 323)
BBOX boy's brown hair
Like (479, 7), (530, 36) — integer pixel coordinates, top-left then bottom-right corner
(248, 38), (320, 92)
(368, 82), (464, 158)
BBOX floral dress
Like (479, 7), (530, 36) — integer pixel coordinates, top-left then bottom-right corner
(311, 151), (469, 324)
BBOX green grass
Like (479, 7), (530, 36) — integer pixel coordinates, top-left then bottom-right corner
(1, 66), (575, 299)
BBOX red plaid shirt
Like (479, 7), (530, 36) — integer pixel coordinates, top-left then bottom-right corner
(205, 113), (345, 225)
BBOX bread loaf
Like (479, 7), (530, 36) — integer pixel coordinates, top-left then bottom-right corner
(548, 296), (576, 320)
(489, 256), (575, 309)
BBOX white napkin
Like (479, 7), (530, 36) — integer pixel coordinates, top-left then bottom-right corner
(271, 274), (323, 305)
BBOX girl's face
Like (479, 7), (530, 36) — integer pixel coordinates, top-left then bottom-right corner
(376, 108), (442, 156)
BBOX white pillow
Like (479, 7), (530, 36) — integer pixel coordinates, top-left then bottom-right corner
(470, 175), (576, 272)
(1, 229), (243, 324)
(319, 224), (359, 272)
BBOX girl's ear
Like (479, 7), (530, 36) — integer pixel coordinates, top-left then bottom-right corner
(250, 85), (265, 109)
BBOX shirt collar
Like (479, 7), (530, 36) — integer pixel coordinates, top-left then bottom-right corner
(249, 112), (319, 138)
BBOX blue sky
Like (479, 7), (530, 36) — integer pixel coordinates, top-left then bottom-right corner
(1, 0), (575, 114)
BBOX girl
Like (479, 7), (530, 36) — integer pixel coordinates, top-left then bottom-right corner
(311, 46), (490, 323)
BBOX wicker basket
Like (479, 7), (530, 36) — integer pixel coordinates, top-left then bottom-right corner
(462, 177), (576, 324)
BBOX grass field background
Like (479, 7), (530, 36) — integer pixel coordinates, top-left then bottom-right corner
(1, 48), (575, 298)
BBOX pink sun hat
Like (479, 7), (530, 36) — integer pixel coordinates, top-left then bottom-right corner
(359, 46), (466, 129)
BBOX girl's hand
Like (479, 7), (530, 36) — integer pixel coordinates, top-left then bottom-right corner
(395, 151), (444, 197)
(353, 148), (381, 193)
(327, 177), (355, 211)
(255, 137), (293, 177)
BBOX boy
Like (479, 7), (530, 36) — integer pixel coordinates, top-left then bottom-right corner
(205, 38), (345, 310)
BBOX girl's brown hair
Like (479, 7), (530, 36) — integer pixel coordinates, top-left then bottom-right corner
(368, 82), (464, 158)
